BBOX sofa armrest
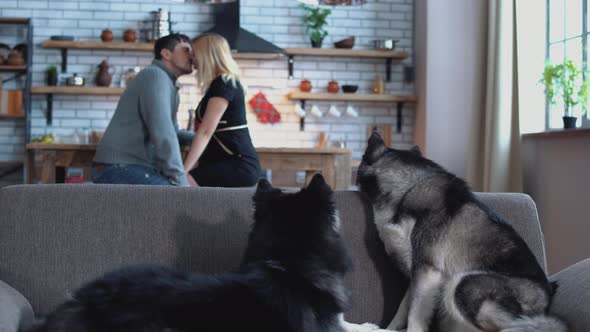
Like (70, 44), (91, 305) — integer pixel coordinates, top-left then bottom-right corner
(549, 258), (590, 332)
(0, 280), (34, 332)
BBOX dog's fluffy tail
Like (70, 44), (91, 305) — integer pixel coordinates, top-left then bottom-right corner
(501, 315), (567, 332)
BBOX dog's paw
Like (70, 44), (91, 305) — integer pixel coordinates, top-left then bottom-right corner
(360, 323), (380, 329)
(341, 322), (384, 332)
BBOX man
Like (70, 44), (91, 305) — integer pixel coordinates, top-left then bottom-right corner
(93, 33), (194, 186)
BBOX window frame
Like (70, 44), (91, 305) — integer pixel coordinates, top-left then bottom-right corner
(545, 0), (588, 129)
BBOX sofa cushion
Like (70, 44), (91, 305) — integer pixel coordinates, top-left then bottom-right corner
(0, 185), (405, 326)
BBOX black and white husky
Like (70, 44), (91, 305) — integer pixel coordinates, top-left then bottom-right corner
(29, 175), (379, 332)
(357, 132), (566, 332)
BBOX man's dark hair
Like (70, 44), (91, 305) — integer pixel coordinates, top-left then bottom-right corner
(154, 33), (190, 60)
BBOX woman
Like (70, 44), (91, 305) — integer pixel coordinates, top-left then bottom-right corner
(184, 33), (261, 187)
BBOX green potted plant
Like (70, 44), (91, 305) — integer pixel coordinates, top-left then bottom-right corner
(46, 65), (58, 86)
(540, 59), (589, 129)
(300, 4), (331, 48)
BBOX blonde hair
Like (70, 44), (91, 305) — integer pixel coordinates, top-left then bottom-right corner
(192, 33), (243, 91)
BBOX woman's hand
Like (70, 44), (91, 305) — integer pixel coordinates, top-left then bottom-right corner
(186, 173), (199, 187)
(183, 96), (229, 173)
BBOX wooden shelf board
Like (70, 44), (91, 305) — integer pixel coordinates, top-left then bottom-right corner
(288, 91), (417, 103)
(42, 40), (284, 59)
(42, 40), (154, 51)
(31, 86), (125, 96)
(26, 143), (98, 151)
(232, 52), (284, 60)
(0, 18), (29, 25)
(0, 65), (27, 72)
(0, 113), (25, 119)
(0, 161), (23, 167)
(284, 48), (408, 59)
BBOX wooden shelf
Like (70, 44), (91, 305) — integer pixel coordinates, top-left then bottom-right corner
(0, 65), (27, 72)
(233, 53), (284, 60)
(42, 40), (283, 60)
(288, 91), (417, 103)
(0, 113), (25, 119)
(284, 48), (408, 81)
(42, 40), (154, 52)
(0, 18), (29, 25)
(0, 161), (23, 167)
(284, 48), (408, 59)
(31, 86), (125, 96)
(289, 91), (417, 133)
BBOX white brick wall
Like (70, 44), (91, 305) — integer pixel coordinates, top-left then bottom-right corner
(0, 0), (415, 177)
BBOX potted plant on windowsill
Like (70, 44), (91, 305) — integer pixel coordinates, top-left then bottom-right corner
(540, 59), (589, 129)
(300, 4), (331, 48)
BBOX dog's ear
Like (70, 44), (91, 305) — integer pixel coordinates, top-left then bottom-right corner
(253, 178), (281, 212)
(306, 173), (333, 199)
(308, 173), (327, 190)
(256, 178), (273, 192)
(363, 131), (387, 165)
(409, 145), (422, 157)
(254, 178), (275, 202)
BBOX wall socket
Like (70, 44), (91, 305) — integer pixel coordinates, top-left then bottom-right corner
(295, 171), (306, 185)
(264, 169), (272, 183)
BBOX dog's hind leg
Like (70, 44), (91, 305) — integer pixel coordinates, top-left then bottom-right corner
(386, 288), (410, 330)
(406, 267), (443, 332)
(444, 273), (566, 332)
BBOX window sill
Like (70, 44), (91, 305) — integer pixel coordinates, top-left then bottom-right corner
(522, 127), (590, 139)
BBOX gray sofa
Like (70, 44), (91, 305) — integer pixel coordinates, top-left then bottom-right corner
(0, 184), (588, 332)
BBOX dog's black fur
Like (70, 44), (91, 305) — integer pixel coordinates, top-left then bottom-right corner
(31, 175), (352, 332)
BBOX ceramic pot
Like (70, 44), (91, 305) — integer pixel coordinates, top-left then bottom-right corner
(299, 79), (312, 92)
(6, 52), (24, 66)
(311, 38), (323, 48)
(101, 29), (113, 42)
(563, 116), (577, 129)
(327, 80), (339, 93)
(95, 60), (112, 87)
(123, 29), (137, 43)
(46, 71), (58, 86)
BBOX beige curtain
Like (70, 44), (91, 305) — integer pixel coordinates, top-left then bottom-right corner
(467, 0), (522, 192)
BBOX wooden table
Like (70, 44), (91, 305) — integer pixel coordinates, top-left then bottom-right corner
(26, 144), (352, 190)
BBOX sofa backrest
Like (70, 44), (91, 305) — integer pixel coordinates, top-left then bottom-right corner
(0, 185), (546, 327)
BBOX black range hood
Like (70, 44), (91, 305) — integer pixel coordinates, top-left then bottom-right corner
(207, 0), (284, 54)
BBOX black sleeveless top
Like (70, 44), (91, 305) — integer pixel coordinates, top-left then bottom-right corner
(195, 76), (260, 171)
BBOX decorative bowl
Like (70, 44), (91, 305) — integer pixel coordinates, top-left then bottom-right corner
(342, 84), (358, 93)
(334, 36), (355, 49)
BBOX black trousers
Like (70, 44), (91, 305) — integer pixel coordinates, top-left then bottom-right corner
(190, 158), (261, 188)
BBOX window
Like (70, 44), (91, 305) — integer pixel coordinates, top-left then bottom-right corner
(546, 0), (588, 128)
(517, 1), (547, 133)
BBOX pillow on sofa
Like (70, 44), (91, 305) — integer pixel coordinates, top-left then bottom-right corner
(0, 280), (35, 332)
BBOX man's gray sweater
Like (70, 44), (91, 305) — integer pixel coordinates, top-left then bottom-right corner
(94, 60), (193, 186)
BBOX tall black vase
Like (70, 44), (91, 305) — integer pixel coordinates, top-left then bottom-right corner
(562, 116), (577, 129)
(310, 38), (323, 48)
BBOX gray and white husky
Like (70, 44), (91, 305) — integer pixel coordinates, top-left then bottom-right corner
(357, 132), (566, 332)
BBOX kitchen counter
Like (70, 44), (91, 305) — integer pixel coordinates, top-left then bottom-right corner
(26, 144), (352, 189)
